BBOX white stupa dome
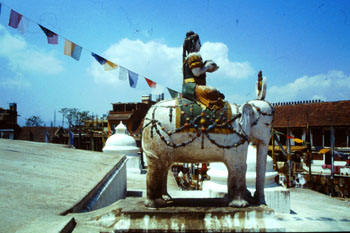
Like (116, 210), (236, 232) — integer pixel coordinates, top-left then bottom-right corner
(102, 122), (139, 155)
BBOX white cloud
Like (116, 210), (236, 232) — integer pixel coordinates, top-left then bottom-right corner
(0, 24), (63, 75)
(200, 42), (255, 79)
(88, 39), (254, 90)
(268, 70), (350, 102)
(0, 73), (31, 89)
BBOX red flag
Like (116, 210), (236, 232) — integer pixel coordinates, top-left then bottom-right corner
(145, 77), (156, 88)
(286, 135), (295, 139)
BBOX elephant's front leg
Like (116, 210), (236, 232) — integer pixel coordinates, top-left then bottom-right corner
(226, 153), (249, 208)
(254, 142), (268, 205)
(144, 156), (168, 208)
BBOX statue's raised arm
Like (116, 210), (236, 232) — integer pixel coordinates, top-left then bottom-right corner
(182, 31), (225, 109)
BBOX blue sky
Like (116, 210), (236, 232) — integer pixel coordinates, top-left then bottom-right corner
(0, 0), (350, 126)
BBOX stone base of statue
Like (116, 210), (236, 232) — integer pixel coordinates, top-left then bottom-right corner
(72, 197), (284, 232)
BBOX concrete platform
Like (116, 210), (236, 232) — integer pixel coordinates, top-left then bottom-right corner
(70, 197), (284, 232)
(0, 139), (126, 233)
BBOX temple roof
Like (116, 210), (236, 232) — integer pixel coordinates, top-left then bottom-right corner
(272, 100), (350, 128)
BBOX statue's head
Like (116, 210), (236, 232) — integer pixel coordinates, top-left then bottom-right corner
(183, 31), (201, 60)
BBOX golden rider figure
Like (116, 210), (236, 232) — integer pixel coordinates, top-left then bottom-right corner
(182, 31), (225, 108)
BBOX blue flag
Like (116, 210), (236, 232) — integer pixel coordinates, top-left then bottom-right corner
(91, 52), (106, 65)
(128, 70), (138, 88)
(69, 130), (74, 146)
(0, 3), (2, 16)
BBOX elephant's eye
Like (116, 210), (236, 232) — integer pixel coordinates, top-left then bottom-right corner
(264, 123), (270, 126)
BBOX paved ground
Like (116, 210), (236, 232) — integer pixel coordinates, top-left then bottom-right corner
(275, 188), (350, 232)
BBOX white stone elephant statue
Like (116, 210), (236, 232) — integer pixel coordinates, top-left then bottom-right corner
(141, 79), (273, 208)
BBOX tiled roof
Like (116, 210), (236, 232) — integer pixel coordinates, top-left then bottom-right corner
(272, 100), (350, 127)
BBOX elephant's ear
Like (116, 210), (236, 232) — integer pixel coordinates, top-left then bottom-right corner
(239, 103), (254, 139)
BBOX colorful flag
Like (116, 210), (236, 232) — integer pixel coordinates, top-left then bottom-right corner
(64, 40), (82, 61)
(128, 70), (138, 88)
(318, 148), (330, 154)
(0, 3), (2, 16)
(18, 17), (29, 34)
(118, 66), (128, 80)
(8, 9), (22, 29)
(39, 25), (58, 44)
(104, 60), (118, 71)
(167, 87), (179, 99)
(91, 53), (118, 70)
(293, 138), (303, 143)
(69, 130), (74, 147)
(145, 77), (156, 88)
(91, 52), (106, 65)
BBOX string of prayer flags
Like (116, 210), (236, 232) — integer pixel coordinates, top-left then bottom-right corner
(128, 70), (138, 88)
(145, 77), (156, 88)
(8, 9), (22, 28)
(39, 25), (58, 44)
(167, 87), (180, 99)
(64, 39), (82, 61)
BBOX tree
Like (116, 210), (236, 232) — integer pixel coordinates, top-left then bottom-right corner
(59, 108), (93, 128)
(25, 115), (44, 127)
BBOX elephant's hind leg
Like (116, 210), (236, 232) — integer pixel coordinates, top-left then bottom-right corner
(161, 165), (172, 201)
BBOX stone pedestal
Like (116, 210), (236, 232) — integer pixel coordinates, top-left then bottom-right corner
(71, 197), (284, 232)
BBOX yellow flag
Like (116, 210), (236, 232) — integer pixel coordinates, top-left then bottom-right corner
(104, 60), (118, 70)
(293, 138), (303, 143)
(318, 148), (330, 154)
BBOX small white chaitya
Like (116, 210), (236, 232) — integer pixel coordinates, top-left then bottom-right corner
(103, 122), (140, 171)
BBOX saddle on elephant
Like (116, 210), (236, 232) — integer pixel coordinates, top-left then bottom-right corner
(175, 97), (235, 134)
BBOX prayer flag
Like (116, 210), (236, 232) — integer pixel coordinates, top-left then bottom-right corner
(293, 138), (303, 143)
(0, 3), (2, 16)
(8, 9), (22, 29)
(39, 25), (58, 44)
(286, 135), (294, 139)
(64, 40), (82, 61)
(128, 70), (138, 88)
(18, 17), (29, 34)
(167, 87), (179, 99)
(118, 66), (128, 80)
(69, 130), (74, 146)
(318, 148), (330, 154)
(104, 60), (118, 71)
(91, 52), (106, 65)
(145, 77), (156, 88)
